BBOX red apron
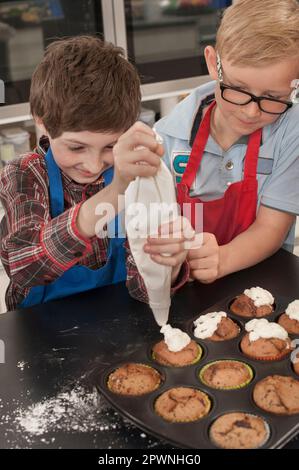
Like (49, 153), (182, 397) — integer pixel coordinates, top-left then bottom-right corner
(177, 101), (262, 245)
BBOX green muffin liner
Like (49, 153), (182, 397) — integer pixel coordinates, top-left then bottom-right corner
(154, 387), (211, 423)
(152, 342), (202, 367)
(199, 360), (254, 390)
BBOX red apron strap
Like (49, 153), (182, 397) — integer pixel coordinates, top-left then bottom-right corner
(181, 101), (216, 189)
(243, 128), (262, 179)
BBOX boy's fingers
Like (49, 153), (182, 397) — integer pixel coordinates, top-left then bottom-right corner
(158, 217), (195, 239)
(150, 253), (184, 268)
(144, 242), (185, 255)
(119, 131), (163, 153)
(147, 231), (188, 244)
(126, 148), (162, 167)
(187, 244), (216, 260)
(122, 121), (156, 138)
(189, 257), (218, 270)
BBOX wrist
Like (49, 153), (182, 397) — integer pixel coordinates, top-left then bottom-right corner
(218, 244), (230, 279)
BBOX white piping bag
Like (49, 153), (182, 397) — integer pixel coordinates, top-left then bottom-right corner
(125, 133), (179, 326)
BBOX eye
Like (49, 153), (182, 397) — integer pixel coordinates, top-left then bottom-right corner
(69, 146), (85, 152)
(105, 145), (114, 151)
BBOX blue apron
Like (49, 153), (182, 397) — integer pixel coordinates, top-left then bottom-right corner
(20, 148), (126, 308)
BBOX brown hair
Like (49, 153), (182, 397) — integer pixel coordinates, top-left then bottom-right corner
(216, 0), (299, 66)
(30, 36), (141, 138)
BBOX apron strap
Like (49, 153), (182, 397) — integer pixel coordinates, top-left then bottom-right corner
(45, 147), (64, 218)
(181, 101), (216, 189)
(243, 128), (262, 179)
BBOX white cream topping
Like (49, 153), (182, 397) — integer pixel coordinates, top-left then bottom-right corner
(245, 318), (288, 342)
(244, 287), (274, 307)
(193, 311), (227, 339)
(160, 324), (191, 352)
(285, 300), (299, 322)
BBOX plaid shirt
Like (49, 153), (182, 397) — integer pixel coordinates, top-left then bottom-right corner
(0, 137), (188, 311)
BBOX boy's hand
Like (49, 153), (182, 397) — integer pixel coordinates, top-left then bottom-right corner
(112, 122), (164, 194)
(143, 216), (195, 284)
(188, 233), (220, 283)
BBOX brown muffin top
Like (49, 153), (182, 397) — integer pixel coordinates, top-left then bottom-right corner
(253, 375), (299, 415)
(278, 313), (299, 335)
(200, 360), (253, 389)
(208, 317), (240, 341)
(107, 363), (161, 396)
(152, 339), (200, 367)
(293, 360), (299, 376)
(230, 294), (273, 318)
(210, 412), (269, 449)
(241, 334), (292, 360)
(154, 387), (211, 422)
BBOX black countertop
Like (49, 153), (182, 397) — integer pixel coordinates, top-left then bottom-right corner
(0, 249), (298, 449)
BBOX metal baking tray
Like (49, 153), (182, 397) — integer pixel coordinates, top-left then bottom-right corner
(97, 294), (299, 448)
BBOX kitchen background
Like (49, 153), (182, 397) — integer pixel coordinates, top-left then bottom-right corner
(0, 0), (298, 313)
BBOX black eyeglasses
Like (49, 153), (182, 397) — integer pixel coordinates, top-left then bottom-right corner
(216, 53), (293, 115)
(220, 83), (292, 115)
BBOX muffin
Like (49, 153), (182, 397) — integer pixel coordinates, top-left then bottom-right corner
(107, 363), (162, 396)
(152, 339), (202, 367)
(210, 412), (270, 449)
(240, 318), (292, 361)
(293, 360), (299, 376)
(253, 375), (299, 415)
(194, 311), (240, 341)
(278, 300), (299, 335)
(154, 387), (211, 423)
(199, 360), (253, 390)
(230, 287), (274, 318)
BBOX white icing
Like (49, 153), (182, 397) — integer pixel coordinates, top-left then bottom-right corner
(193, 311), (227, 339)
(245, 318), (288, 343)
(244, 287), (274, 307)
(285, 300), (299, 322)
(160, 324), (191, 352)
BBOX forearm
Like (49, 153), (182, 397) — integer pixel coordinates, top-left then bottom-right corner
(77, 181), (122, 238)
(218, 220), (291, 278)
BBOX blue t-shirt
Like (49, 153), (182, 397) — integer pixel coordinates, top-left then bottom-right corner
(155, 81), (299, 251)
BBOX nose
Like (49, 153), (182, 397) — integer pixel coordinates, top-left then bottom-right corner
(85, 153), (104, 174)
(243, 100), (261, 119)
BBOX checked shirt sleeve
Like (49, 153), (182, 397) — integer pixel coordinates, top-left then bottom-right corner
(0, 157), (92, 289)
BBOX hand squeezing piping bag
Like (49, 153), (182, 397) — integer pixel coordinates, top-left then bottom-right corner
(125, 130), (179, 326)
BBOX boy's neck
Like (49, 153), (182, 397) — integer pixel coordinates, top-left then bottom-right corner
(210, 106), (244, 152)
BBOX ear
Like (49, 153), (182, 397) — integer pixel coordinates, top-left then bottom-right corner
(204, 46), (218, 81)
(33, 116), (48, 136)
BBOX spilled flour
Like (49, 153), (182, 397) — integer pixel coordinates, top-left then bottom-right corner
(14, 385), (114, 436)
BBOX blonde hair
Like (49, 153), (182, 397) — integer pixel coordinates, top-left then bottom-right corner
(216, 0), (299, 65)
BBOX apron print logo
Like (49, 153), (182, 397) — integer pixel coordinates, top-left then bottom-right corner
(172, 153), (190, 183)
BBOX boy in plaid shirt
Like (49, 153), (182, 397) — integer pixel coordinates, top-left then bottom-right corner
(0, 36), (189, 311)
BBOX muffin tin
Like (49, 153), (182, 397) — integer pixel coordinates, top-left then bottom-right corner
(97, 294), (299, 448)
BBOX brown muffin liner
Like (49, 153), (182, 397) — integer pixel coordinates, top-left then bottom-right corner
(154, 387), (211, 423)
(209, 412), (271, 449)
(241, 344), (292, 362)
(152, 343), (203, 367)
(107, 363), (162, 395)
(199, 360), (254, 390)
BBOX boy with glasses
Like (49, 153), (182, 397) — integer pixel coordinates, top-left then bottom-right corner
(154, 0), (299, 283)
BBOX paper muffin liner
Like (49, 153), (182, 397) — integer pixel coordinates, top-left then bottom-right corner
(209, 412), (271, 449)
(152, 342), (203, 368)
(199, 360), (254, 390)
(107, 363), (162, 396)
(154, 387), (211, 423)
(241, 337), (293, 362)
